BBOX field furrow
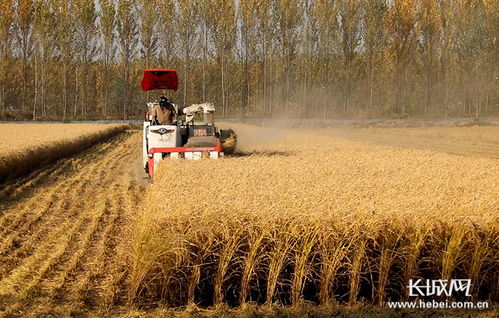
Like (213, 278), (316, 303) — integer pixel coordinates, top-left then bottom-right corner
(46, 148), (136, 313)
(97, 182), (142, 311)
(0, 135), (119, 236)
(0, 138), (127, 277)
(0, 131), (143, 316)
(39, 198), (114, 303)
(0, 137), (119, 205)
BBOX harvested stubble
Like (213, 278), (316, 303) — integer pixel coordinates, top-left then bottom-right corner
(130, 124), (499, 308)
(0, 131), (142, 316)
(0, 123), (128, 181)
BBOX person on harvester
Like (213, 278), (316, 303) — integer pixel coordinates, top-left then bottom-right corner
(151, 96), (176, 125)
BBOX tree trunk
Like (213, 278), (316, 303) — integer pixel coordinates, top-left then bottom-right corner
(74, 67), (79, 118)
(104, 71), (109, 119)
(402, 66), (408, 116)
(103, 42), (110, 119)
(41, 54), (46, 118)
(424, 71), (430, 115)
(104, 66), (109, 118)
(262, 41), (267, 116)
(1, 82), (5, 115)
(442, 62), (448, 117)
(301, 70), (306, 118)
(475, 59), (479, 118)
(284, 54), (291, 117)
(369, 55), (374, 118)
(242, 38), (249, 118)
(21, 31), (29, 112)
(343, 56), (348, 117)
(82, 63), (87, 118)
(1, 58), (4, 115)
(33, 51), (38, 121)
(124, 61), (129, 120)
(323, 87), (327, 119)
(63, 61), (68, 120)
(202, 23), (207, 101)
(269, 60), (274, 116)
(394, 63), (401, 115)
(104, 57), (110, 119)
(183, 43), (188, 106)
(221, 53), (226, 118)
(424, 53), (433, 116)
(484, 61), (492, 114)
(22, 55), (27, 112)
(1, 52), (6, 115)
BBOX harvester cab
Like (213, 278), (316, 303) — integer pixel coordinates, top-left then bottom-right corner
(142, 69), (236, 177)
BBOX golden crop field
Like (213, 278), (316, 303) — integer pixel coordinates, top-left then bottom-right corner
(0, 123), (128, 181)
(0, 130), (143, 317)
(131, 123), (498, 310)
(315, 125), (499, 158)
(0, 122), (498, 317)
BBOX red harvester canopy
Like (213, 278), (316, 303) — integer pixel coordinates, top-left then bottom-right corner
(141, 69), (178, 91)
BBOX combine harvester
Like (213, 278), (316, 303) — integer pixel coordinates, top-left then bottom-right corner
(142, 69), (236, 177)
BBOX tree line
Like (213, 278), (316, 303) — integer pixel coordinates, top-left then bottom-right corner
(0, 0), (497, 120)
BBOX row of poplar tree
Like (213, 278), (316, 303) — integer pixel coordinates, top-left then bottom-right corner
(0, 0), (497, 120)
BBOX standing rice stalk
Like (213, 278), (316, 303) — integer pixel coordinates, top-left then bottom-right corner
(466, 225), (495, 302)
(239, 226), (268, 304)
(348, 238), (368, 305)
(440, 224), (468, 282)
(402, 223), (430, 300)
(128, 123), (499, 308)
(265, 225), (296, 305)
(375, 221), (405, 306)
(290, 227), (319, 306)
(318, 225), (357, 306)
(213, 222), (242, 306)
